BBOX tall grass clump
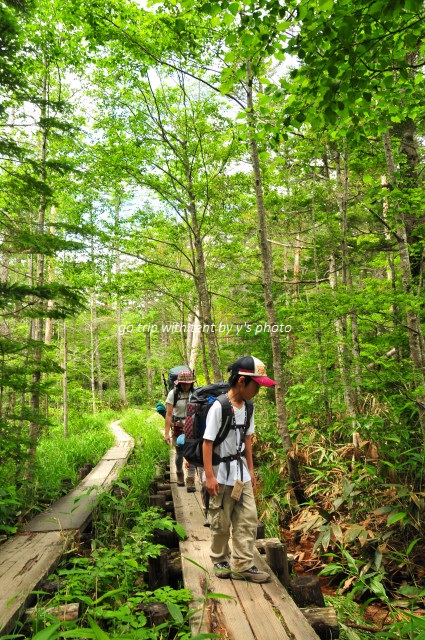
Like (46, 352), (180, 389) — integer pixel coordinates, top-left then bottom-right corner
(35, 410), (117, 503)
(116, 408), (169, 508)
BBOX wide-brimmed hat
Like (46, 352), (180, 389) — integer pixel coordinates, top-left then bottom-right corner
(230, 356), (276, 387)
(176, 369), (195, 384)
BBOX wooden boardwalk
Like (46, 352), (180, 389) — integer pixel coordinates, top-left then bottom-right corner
(0, 421), (134, 635)
(170, 466), (321, 640)
(1, 420), (323, 639)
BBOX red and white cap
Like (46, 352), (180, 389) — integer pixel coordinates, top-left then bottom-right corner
(231, 356), (276, 387)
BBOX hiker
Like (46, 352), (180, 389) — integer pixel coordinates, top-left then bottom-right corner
(202, 356), (276, 583)
(164, 369), (196, 489)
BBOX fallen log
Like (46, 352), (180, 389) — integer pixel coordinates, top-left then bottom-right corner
(25, 603), (80, 622)
(301, 607), (339, 639)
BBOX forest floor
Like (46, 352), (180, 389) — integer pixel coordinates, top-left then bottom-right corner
(282, 526), (425, 631)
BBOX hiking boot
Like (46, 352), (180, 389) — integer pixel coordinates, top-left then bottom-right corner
(213, 562), (231, 579)
(186, 476), (196, 493)
(176, 471), (185, 487)
(231, 565), (271, 583)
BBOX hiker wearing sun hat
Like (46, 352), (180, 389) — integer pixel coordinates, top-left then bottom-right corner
(202, 356), (275, 583)
(165, 368), (195, 487)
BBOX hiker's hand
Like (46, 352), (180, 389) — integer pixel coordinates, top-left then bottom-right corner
(206, 476), (219, 497)
(165, 434), (171, 444)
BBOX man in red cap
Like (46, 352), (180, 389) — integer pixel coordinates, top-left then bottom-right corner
(203, 356), (275, 583)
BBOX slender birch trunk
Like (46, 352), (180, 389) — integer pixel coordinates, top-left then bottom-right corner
(146, 329), (152, 396)
(27, 70), (48, 478)
(246, 60), (306, 503)
(114, 200), (127, 407)
(63, 321), (68, 438)
(186, 173), (221, 381)
(382, 130), (425, 436)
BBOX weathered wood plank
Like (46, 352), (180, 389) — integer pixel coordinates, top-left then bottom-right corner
(0, 419), (135, 636)
(25, 460), (119, 532)
(0, 532), (73, 635)
(231, 580), (291, 640)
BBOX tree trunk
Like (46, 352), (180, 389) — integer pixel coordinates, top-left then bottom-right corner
(340, 149), (361, 398)
(246, 60), (306, 503)
(382, 129), (425, 437)
(27, 70), (48, 480)
(114, 200), (127, 407)
(146, 328), (152, 396)
(63, 321), (68, 438)
(93, 303), (103, 400)
(90, 296), (97, 413)
(189, 312), (202, 373)
(311, 174), (332, 423)
(186, 173), (222, 381)
(329, 253), (357, 420)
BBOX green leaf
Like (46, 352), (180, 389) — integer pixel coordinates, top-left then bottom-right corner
(318, 0), (334, 11)
(31, 625), (62, 640)
(167, 601), (184, 623)
(223, 12), (235, 26)
(88, 616), (110, 640)
(387, 511), (407, 525)
(406, 538), (421, 555)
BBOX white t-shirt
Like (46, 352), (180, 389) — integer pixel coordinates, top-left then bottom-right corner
(166, 388), (190, 418)
(204, 399), (255, 485)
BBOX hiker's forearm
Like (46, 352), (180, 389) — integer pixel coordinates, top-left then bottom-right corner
(244, 436), (254, 475)
(203, 439), (220, 495)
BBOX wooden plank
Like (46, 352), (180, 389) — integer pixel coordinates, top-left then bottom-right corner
(25, 460), (118, 532)
(101, 446), (133, 460)
(0, 532), (73, 635)
(0, 419), (135, 635)
(181, 539), (256, 640)
(256, 553), (322, 640)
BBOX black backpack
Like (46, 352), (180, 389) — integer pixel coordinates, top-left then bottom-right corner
(183, 383), (254, 467)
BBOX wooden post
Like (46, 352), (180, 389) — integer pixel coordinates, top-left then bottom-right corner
(156, 483), (171, 492)
(149, 494), (166, 510)
(157, 489), (173, 500)
(265, 540), (291, 588)
(290, 576), (326, 608)
(137, 602), (170, 626)
(256, 522), (265, 539)
(149, 481), (158, 494)
(148, 548), (169, 589)
(154, 528), (180, 548)
(301, 607), (339, 639)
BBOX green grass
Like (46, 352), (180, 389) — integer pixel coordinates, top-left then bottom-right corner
(35, 410), (117, 503)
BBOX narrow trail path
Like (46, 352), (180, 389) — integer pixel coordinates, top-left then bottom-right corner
(0, 420), (134, 635)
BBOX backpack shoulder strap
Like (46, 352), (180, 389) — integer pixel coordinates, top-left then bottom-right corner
(245, 399), (254, 429)
(173, 387), (179, 407)
(214, 395), (254, 446)
(214, 394), (232, 446)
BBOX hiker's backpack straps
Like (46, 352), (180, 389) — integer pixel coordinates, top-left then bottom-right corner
(173, 387), (179, 407)
(215, 396), (254, 479)
(214, 395), (254, 446)
(214, 394), (233, 445)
